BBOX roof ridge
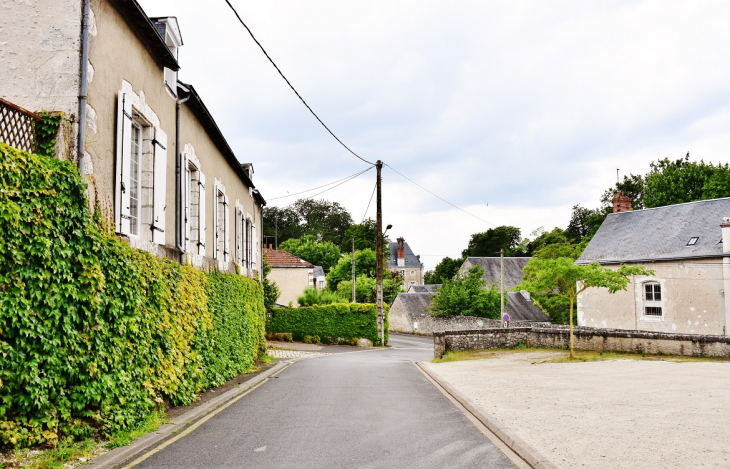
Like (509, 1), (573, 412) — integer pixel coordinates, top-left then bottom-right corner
(611, 196), (730, 215)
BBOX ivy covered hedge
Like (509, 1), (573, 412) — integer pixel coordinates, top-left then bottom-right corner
(0, 143), (266, 447)
(266, 303), (388, 346)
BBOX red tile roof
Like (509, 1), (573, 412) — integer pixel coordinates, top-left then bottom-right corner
(263, 249), (313, 268)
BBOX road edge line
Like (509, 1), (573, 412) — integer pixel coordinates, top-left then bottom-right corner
(89, 360), (292, 469)
(415, 362), (558, 469)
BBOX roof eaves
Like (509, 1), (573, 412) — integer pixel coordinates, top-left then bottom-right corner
(576, 252), (730, 265)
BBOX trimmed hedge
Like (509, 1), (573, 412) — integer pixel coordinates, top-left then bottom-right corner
(266, 303), (388, 346)
(0, 143), (266, 447)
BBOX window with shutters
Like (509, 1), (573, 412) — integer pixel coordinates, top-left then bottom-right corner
(115, 85), (167, 244)
(212, 182), (229, 262)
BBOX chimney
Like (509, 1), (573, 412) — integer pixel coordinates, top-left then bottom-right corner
(612, 191), (632, 213)
(397, 237), (405, 267)
(722, 217), (730, 254)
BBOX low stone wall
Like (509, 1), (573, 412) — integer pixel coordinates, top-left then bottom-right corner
(433, 326), (730, 359)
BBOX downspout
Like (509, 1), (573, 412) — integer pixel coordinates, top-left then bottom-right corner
(77, 0), (90, 174)
(175, 84), (191, 263)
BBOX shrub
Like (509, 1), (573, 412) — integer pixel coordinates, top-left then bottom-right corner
(297, 288), (347, 307)
(338, 339), (349, 346)
(303, 335), (320, 344)
(267, 303), (388, 346)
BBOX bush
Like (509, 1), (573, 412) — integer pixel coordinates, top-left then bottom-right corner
(303, 335), (320, 344)
(267, 303), (388, 346)
(430, 266), (503, 319)
(297, 288), (347, 307)
(338, 339), (350, 346)
(0, 143), (266, 447)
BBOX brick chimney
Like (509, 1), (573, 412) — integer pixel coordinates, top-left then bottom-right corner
(612, 191), (632, 213)
(397, 237), (405, 267)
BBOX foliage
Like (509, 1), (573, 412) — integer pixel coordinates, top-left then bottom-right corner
(341, 218), (384, 252)
(326, 249), (377, 291)
(262, 252), (281, 310)
(0, 143), (266, 448)
(35, 111), (68, 159)
(461, 226), (524, 258)
(526, 227), (568, 255)
(279, 235), (342, 273)
(599, 173), (646, 211)
(430, 266), (503, 319)
(297, 288), (348, 306)
(262, 206), (303, 247)
(293, 199), (354, 248)
(335, 271), (404, 305)
(426, 256), (464, 284)
(644, 153), (730, 207)
(267, 303), (388, 346)
(521, 255), (652, 357)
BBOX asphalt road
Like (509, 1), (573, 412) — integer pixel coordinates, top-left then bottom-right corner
(132, 334), (515, 468)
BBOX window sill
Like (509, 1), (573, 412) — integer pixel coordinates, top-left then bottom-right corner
(639, 316), (664, 322)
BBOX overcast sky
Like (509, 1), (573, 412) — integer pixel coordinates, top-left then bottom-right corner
(140, 0), (730, 270)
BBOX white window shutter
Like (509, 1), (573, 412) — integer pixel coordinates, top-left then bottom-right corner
(182, 152), (190, 251)
(242, 215), (247, 268)
(252, 222), (257, 269)
(198, 172), (206, 257)
(152, 127), (167, 245)
(224, 195), (230, 262)
(115, 92), (133, 234)
(234, 206), (240, 265)
(212, 184), (218, 259)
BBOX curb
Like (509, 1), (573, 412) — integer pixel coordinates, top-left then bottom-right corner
(416, 362), (558, 469)
(88, 360), (292, 469)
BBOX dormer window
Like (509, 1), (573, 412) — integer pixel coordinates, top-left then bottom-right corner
(687, 237), (699, 246)
(151, 17), (183, 99)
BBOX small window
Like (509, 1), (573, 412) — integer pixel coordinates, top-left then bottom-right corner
(643, 282), (663, 317)
(399, 270), (405, 277)
(687, 237), (699, 246)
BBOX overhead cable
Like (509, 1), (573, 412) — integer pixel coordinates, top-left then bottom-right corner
(361, 181), (377, 223)
(277, 166), (374, 209)
(223, 0), (376, 166)
(385, 163), (495, 226)
(269, 168), (372, 200)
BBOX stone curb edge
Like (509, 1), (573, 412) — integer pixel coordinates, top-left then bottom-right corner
(416, 362), (558, 469)
(89, 360), (292, 469)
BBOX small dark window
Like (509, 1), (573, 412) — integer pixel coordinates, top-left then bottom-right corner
(645, 306), (663, 316)
(687, 237), (699, 246)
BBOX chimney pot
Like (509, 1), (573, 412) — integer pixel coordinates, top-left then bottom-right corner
(612, 191), (632, 213)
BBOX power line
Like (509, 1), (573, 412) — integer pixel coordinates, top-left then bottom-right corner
(277, 166), (374, 209)
(268, 168), (371, 200)
(362, 181), (377, 223)
(223, 0), (376, 167)
(384, 163), (495, 226)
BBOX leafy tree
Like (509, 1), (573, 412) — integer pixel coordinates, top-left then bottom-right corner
(326, 249), (377, 291)
(643, 153), (730, 208)
(430, 266), (503, 319)
(462, 226), (523, 258)
(427, 256), (464, 284)
(336, 271), (404, 305)
(293, 199), (354, 247)
(262, 252), (281, 310)
(279, 235), (342, 273)
(527, 227), (568, 255)
(423, 270), (434, 284)
(341, 218), (379, 251)
(599, 174), (646, 211)
(297, 288), (347, 307)
(521, 256), (652, 357)
(262, 206), (303, 247)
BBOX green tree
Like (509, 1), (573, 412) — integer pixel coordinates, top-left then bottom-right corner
(341, 218), (380, 251)
(527, 227), (569, 255)
(427, 256), (464, 284)
(521, 256), (651, 357)
(297, 288), (347, 306)
(279, 235), (342, 273)
(262, 252), (281, 310)
(336, 272), (404, 305)
(462, 226), (523, 258)
(643, 153), (730, 208)
(430, 266), (503, 319)
(294, 199), (354, 247)
(263, 206), (303, 247)
(599, 174), (646, 211)
(326, 249), (377, 291)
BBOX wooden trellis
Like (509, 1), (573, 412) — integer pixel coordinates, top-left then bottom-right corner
(0, 97), (40, 154)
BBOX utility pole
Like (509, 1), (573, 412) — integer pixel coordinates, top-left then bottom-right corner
(500, 248), (504, 318)
(375, 160), (384, 346)
(351, 238), (356, 302)
(275, 217), (278, 250)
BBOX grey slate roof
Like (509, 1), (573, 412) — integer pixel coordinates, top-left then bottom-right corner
(393, 293), (433, 315)
(506, 292), (551, 322)
(459, 257), (531, 289)
(408, 284), (441, 293)
(313, 266), (325, 278)
(387, 242), (423, 268)
(577, 197), (730, 265)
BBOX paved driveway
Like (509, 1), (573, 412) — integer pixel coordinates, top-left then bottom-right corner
(130, 334), (515, 468)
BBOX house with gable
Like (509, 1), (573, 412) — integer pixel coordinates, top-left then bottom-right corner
(387, 237), (424, 287)
(264, 248), (315, 307)
(458, 257), (531, 290)
(576, 196), (730, 335)
(1, 0), (265, 277)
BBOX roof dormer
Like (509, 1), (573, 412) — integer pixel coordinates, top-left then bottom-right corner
(151, 17), (183, 98)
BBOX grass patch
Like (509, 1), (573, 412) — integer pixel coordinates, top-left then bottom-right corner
(260, 354), (276, 364)
(2, 439), (99, 469)
(432, 348), (535, 363)
(105, 410), (168, 450)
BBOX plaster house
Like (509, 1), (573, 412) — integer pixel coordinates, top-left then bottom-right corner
(313, 266), (326, 291)
(387, 237), (424, 287)
(458, 257), (531, 289)
(576, 196), (730, 335)
(0, 0), (264, 278)
(264, 249), (315, 307)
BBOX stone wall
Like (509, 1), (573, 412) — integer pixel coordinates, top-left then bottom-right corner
(434, 325), (730, 359)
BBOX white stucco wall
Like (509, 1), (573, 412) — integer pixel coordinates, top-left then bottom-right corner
(0, 0), (82, 117)
(577, 259), (727, 335)
(268, 267), (312, 307)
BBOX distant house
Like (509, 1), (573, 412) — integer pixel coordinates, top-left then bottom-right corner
(313, 266), (326, 291)
(576, 197), (730, 335)
(387, 237), (424, 288)
(264, 249), (314, 307)
(458, 257), (531, 289)
(407, 284), (440, 293)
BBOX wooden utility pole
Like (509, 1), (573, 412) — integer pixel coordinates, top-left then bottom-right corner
(500, 248), (504, 318)
(351, 238), (356, 302)
(375, 160), (384, 345)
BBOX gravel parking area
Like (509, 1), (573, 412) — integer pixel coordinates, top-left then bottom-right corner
(422, 351), (730, 468)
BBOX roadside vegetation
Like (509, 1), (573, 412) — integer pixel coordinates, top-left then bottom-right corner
(432, 348), (730, 364)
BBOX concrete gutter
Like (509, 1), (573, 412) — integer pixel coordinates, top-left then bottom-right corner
(88, 360), (291, 469)
(416, 362), (557, 469)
